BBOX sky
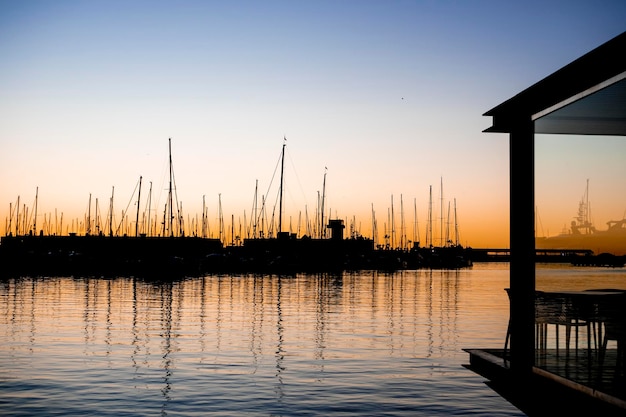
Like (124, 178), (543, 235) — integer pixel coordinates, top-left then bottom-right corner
(1, 0), (625, 248)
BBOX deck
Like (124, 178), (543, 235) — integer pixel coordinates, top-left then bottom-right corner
(464, 348), (626, 416)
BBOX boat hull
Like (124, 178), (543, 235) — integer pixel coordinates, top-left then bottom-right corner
(536, 233), (626, 256)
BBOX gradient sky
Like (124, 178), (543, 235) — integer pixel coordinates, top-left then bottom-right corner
(1, 1), (625, 248)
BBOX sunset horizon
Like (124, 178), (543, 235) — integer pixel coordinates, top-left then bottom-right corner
(2, 1), (625, 251)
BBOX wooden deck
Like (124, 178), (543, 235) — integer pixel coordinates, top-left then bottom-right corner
(464, 348), (626, 416)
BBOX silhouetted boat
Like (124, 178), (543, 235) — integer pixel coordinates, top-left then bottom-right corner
(570, 252), (626, 267)
(413, 244), (473, 269)
(407, 181), (473, 269)
(536, 181), (626, 256)
(0, 233), (223, 277)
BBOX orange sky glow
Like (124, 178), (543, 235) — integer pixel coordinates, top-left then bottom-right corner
(1, 2), (625, 251)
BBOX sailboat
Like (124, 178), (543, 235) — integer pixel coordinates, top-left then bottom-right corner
(411, 180), (472, 269)
(223, 139), (375, 272)
(0, 139), (223, 277)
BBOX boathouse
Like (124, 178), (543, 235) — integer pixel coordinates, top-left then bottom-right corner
(465, 31), (626, 415)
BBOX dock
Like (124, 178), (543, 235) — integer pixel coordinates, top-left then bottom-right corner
(470, 248), (594, 263)
(464, 348), (626, 416)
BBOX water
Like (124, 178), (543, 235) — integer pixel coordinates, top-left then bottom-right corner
(2, 263), (622, 416)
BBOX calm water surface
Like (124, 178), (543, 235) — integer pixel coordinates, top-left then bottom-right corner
(2, 263), (624, 416)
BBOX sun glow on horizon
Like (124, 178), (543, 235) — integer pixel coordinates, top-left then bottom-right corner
(1, 2), (624, 251)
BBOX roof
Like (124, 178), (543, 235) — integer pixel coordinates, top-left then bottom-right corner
(484, 31), (626, 135)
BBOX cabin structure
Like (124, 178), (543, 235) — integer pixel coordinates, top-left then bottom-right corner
(465, 31), (626, 415)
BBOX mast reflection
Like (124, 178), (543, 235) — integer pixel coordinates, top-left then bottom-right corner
(1, 271), (467, 410)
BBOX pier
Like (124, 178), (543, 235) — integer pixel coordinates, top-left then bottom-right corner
(470, 248), (594, 263)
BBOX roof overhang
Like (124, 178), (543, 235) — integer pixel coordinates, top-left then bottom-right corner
(484, 31), (626, 135)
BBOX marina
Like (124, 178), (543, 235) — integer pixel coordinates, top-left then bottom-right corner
(1, 140), (473, 275)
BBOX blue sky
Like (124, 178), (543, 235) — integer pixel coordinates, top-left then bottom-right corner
(1, 1), (625, 247)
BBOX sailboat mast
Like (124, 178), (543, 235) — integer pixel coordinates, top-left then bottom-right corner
(278, 139), (286, 235)
(33, 187), (39, 235)
(146, 182), (152, 236)
(219, 193), (224, 244)
(316, 191), (320, 237)
(87, 193), (91, 235)
(427, 185), (433, 247)
(109, 187), (114, 237)
(95, 198), (100, 235)
(252, 180), (258, 238)
(414, 197), (419, 247)
(135, 176), (142, 237)
(400, 194), (405, 250)
(390, 195), (395, 249)
(371, 203), (376, 246)
(7, 202), (12, 236)
(261, 195), (266, 238)
(179, 201), (184, 236)
(202, 195), (206, 238)
(440, 177), (443, 247)
(320, 168), (327, 238)
(454, 198), (459, 246)
(168, 138), (174, 237)
(15, 196), (19, 236)
(445, 201), (451, 247)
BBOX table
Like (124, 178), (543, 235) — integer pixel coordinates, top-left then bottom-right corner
(539, 290), (625, 359)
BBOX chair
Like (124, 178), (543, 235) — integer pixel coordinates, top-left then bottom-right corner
(583, 289), (625, 355)
(600, 319), (625, 377)
(503, 289), (593, 359)
(535, 291), (593, 357)
(595, 292), (626, 377)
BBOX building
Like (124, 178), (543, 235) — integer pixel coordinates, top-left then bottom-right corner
(465, 31), (626, 415)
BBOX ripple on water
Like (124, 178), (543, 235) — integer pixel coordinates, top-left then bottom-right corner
(0, 269), (538, 416)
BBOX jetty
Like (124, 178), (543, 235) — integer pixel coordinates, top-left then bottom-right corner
(470, 248), (594, 263)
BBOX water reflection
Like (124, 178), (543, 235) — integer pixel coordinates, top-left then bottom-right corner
(0, 269), (526, 416)
(6, 273), (462, 353)
(3, 272), (468, 378)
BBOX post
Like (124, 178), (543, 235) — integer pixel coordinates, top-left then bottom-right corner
(509, 119), (536, 374)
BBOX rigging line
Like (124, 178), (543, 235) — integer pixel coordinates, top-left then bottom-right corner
(115, 177), (141, 235)
(28, 189), (38, 232)
(285, 145), (309, 208)
(248, 180), (258, 237)
(151, 154), (169, 227)
(268, 178), (282, 235)
(264, 146), (284, 198)
(171, 162), (182, 231)
(168, 143), (182, 233)
(256, 147), (283, 227)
